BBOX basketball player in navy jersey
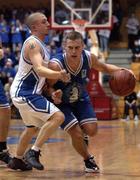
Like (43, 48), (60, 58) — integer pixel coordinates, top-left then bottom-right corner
(8, 12), (70, 171)
(0, 42), (11, 164)
(46, 31), (126, 173)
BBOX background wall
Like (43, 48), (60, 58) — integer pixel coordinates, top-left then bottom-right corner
(0, 0), (50, 8)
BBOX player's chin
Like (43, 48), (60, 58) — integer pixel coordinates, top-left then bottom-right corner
(54, 100), (62, 104)
(71, 56), (77, 58)
(45, 31), (49, 35)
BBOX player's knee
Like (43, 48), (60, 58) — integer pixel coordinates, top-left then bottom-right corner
(85, 123), (98, 137)
(68, 124), (82, 137)
(26, 127), (38, 136)
(68, 124), (83, 139)
(53, 111), (65, 125)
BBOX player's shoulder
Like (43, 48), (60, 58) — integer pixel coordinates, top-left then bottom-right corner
(51, 53), (64, 62)
(82, 49), (90, 55)
(25, 38), (38, 46)
(24, 36), (40, 48)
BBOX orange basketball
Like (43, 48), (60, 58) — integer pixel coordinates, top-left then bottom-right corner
(109, 69), (136, 96)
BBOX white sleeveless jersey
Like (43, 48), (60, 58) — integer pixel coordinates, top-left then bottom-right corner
(10, 35), (50, 98)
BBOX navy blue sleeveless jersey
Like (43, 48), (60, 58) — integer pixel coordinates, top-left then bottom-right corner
(51, 50), (97, 131)
(51, 50), (92, 104)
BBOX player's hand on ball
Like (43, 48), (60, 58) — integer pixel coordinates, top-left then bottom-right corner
(121, 68), (136, 79)
(59, 70), (71, 82)
(52, 89), (63, 104)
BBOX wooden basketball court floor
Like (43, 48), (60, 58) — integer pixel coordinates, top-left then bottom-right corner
(1, 119), (140, 180)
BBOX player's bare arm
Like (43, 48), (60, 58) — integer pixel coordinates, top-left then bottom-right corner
(91, 54), (135, 77)
(47, 61), (62, 85)
(91, 54), (122, 74)
(43, 61), (63, 104)
(24, 40), (70, 82)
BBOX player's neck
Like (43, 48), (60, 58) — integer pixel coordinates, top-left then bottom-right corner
(67, 57), (80, 64)
(66, 56), (81, 69)
(32, 33), (45, 42)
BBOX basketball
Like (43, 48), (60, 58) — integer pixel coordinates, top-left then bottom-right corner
(109, 69), (136, 96)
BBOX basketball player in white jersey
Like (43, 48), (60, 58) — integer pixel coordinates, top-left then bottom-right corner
(8, 12), (70, 171)
(0, 42), (11, 164)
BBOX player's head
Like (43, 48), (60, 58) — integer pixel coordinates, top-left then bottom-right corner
(25, 12), (50, 36)
(64, 31), (84, 43)
(63, 31), (84, 59)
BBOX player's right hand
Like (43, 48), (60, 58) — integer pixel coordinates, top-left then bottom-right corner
(59, 70), (71, 82)
(52, 89), (63, 104)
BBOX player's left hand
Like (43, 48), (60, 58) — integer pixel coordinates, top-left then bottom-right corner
(121, 68), (136, 79)
(52, 89), (63, 104)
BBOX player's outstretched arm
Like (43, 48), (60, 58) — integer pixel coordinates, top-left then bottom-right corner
(91, 54), (122, 74)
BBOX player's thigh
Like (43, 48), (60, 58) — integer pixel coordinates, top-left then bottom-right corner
(75, 100), (98, 136)
(12, 96), (60, 127)
(75, 99), (97, 126)
(59, 104), (78, 131)
(82, 122), (98, 136)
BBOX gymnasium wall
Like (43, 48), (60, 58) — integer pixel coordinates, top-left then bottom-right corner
(0, 0), (139, 9)
(0, 0), (50, 8)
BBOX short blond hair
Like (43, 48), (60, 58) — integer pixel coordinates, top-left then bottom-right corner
(25, 12), (45, 30)
(64, 31), (84, 42)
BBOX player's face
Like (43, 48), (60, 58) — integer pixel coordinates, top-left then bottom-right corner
(64, 39), (84, 59)
(35, 15), (50, 35)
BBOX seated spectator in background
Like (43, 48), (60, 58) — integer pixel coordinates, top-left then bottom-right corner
(0, 71), (8, 86)
(0, 19), (10, 47)
(131, 38), (140, 62)
(11, 20), (23, 52)
(4, 77), (13, 104)
(123, 91), (139, 121)
(0, 47), (17, 68)
(2, 58), (16, 78)
(137, 90), (140, 112)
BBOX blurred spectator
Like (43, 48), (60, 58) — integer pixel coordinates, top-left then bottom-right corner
(131, 38), (140, 62)
(55, 5), (70, 25)
(111, 2), (123, 41)
(2, 58), (16, 78)
(0, 47), (16, 67)
(4, 77), (13, 103)
(110, 14), (120, 41)
(126, 13), (140, 51)
(0, 71), (8, 85)
(0, 15), (10, 47)
(137, 90), (140, 112)
(114, 2), (123, 27)
(98, 27), (111, 60)
(11, 19), (23, 52)
(123, 91), (139, 121)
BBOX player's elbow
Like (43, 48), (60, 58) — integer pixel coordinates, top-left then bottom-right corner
(35, 66), (45, 77)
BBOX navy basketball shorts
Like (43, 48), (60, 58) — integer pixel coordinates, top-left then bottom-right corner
(59, 98), (97, 131)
